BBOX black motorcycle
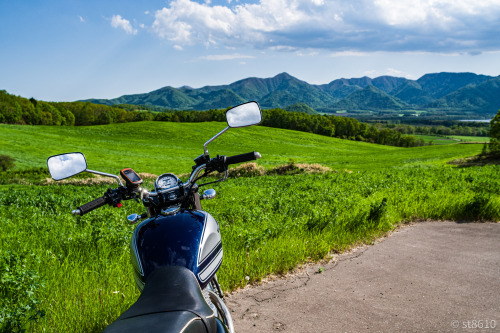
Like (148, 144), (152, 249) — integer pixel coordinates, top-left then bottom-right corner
(46, 101), (263, 333)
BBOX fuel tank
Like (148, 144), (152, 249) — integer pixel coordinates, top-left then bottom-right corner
(130, 209), (223, 290)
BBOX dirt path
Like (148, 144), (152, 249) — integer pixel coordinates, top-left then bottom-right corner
(226, 222), (500, 332)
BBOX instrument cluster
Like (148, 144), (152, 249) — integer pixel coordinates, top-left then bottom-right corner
(154, 173), (181, 191)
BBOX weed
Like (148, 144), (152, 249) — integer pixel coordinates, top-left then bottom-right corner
(0, 251), (45, 332)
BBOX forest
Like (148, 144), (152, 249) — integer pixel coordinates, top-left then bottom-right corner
(0, 89), (453, 148)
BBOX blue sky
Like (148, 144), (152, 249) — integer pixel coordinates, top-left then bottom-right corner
(1, 0), (500, 101)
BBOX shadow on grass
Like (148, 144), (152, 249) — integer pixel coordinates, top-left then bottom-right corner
(448, 152), (500, 168)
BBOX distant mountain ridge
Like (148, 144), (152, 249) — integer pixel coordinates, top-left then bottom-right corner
(84, 72), (500, 114)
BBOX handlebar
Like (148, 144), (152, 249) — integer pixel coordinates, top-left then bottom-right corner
(73, 196), (108, 216)
(186, 151), (261, 187)
(71, 151), (262, 214)
(226, 151), (261, 165)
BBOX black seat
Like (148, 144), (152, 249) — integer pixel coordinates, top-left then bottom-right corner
(104, 266), (217, 333)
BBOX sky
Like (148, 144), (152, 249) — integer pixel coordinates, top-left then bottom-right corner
(1, 0), (500, 101)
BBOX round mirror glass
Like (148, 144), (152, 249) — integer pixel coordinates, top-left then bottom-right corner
(226, 101), (262, 128)
(47, 152), (87, 181)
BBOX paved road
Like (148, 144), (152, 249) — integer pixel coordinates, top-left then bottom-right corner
(226, 222), (500, 333)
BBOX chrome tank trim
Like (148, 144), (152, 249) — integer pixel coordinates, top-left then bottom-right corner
(197, 211), (222, 265)
(161, 206), (181, 216)
(196, 211), (223, 284)
(130, 217), (154, 291)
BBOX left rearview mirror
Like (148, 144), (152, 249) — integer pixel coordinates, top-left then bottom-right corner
(47, 152), (87, 181)
(226, 101), (262, 128)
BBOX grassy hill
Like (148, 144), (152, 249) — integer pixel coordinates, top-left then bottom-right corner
(1, 121), (498, 332)
(0, 122), (482, 174)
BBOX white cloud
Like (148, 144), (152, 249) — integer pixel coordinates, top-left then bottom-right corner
(373, 0), (500, 27)
(151, 0), (500, 54)
(78, 15), (85, 23)
(111, 14), (138, 35)
(364, 67), (415, 79)
(329, 51), (370, 57)
(296, 50), (319, 57)
(200, 53), (255, 60)
(384, 68), (413, 79)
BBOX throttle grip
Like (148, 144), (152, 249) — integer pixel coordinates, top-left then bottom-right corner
(76, 196), (108, 215)
(226, 151), (261, 165)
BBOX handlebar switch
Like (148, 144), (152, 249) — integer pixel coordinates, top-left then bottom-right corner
(194, 153), (210, 169)
(106, 188), (124, 206)
(207, 155), (227, 173)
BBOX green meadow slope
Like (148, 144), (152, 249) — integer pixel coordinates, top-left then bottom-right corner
(0, 122), (482, 174)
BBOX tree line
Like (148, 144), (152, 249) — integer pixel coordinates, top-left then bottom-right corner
(1, 90), (424, 147)
(383, 124), (489, 137)
(488, 110), (500, 155)
(0, 90), (144, 126)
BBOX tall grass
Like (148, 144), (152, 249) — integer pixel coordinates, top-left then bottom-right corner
(1, 165), (499, 332)
(0, 122), (495, 331)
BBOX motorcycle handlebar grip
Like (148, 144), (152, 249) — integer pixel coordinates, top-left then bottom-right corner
(226, 151), (261, 166)
(77, 196), (108, 215)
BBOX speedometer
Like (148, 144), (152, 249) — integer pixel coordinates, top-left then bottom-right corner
(155, 173), (180, 190)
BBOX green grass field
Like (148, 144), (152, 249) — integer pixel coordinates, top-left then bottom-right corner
(0, 122), (483, 173)
(415, 134), (459, 144)
(416, 134), (490, 145)
(1, 122), (498, 332)
(449, 135), (490, 142)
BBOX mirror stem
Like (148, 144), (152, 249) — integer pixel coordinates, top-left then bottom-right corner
(86, 169), (124, 186)
(203, 126), (229, 157)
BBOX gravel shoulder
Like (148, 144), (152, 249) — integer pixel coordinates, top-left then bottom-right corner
(226, 222), (500, 333)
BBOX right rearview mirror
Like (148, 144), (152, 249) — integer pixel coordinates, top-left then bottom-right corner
(47, 152), (87, 181)
(226, 101), (262, 128)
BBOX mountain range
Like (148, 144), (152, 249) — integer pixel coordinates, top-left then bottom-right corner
(84, 72), (500, 114)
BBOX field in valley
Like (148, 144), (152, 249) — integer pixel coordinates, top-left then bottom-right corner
(415, 134), (490, 145)
(1, 122), (499, 332)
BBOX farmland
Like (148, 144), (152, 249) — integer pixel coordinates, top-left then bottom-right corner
(415, 134), (490, 145)
(1, 122), (499, 332)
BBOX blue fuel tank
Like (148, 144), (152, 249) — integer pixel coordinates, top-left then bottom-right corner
(130, 209), (223, 290)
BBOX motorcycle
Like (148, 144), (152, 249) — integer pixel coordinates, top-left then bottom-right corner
(46, 101), (263, 333)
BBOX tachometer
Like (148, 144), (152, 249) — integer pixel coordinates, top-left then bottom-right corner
(155, 173), (180, 190)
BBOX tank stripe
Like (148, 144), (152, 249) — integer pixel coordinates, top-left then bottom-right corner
(198, 242), (222, 271)
(198, 247), (223, 283)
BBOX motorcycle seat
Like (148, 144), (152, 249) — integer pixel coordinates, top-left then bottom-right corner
(103, 266), (217, 333)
